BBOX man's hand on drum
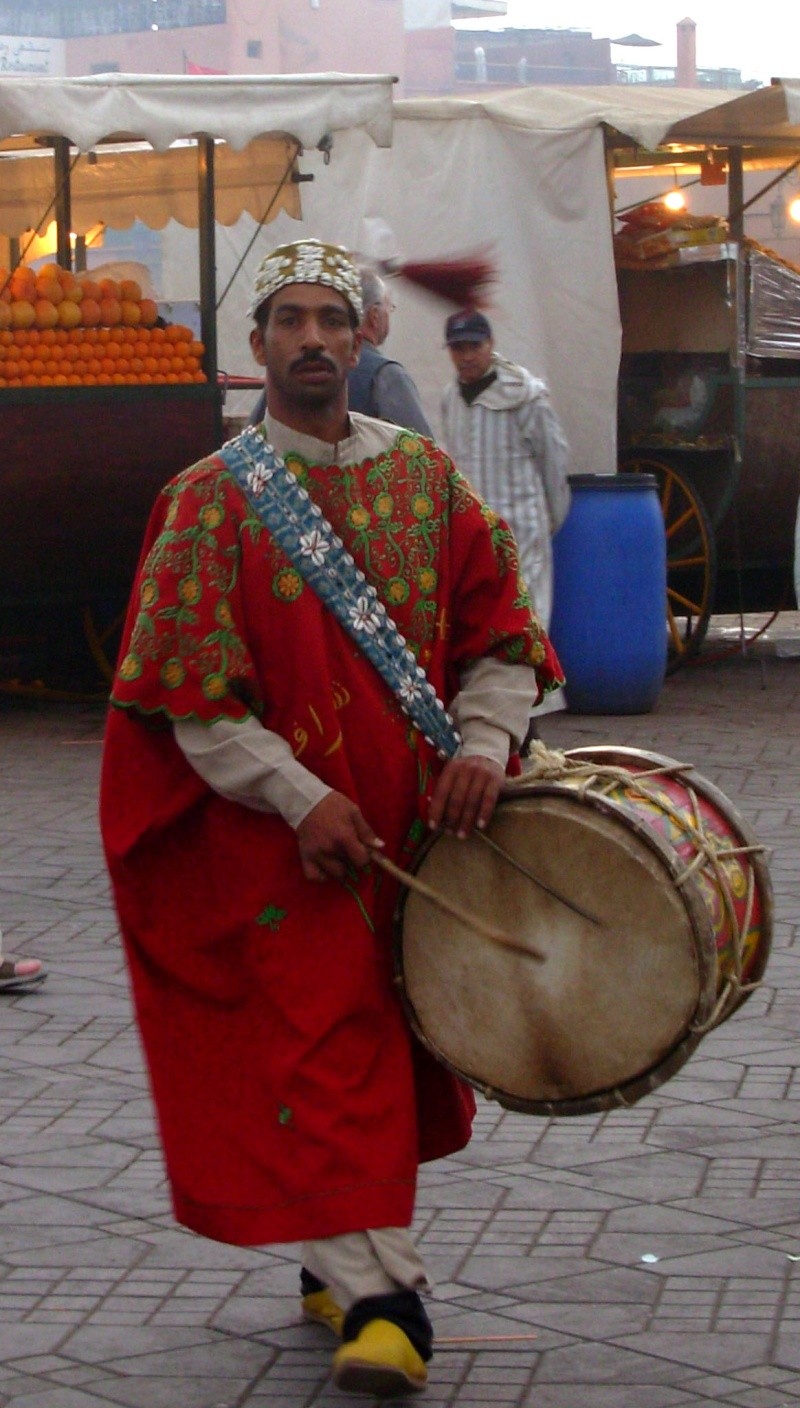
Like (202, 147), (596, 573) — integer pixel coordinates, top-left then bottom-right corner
(428, 754), (505, 839)
(296, 791), (384, 883)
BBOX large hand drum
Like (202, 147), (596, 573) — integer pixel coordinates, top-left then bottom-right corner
(394, 746), (772, 1116)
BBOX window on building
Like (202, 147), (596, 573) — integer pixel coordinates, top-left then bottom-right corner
(90, 60), (121, 71)
(246, 38), (261, 58)
(0, 1), (226, 37)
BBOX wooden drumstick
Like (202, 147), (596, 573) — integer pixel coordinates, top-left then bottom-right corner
(370, 848), (545, 963)
(475, 830), (602, 928)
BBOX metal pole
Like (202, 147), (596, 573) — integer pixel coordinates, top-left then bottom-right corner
(197, 135), (217, 379)
(53, 136), (72, 270)
(728, 146), (744, 241)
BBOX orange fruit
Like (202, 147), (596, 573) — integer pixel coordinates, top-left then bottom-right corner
(99, 297), (122, 326)
(10, 300), (36, 329)
(59, 271), (83, 302)
(0, 329), (12, 346)
(193, 371), (207, 382)
(133, 339), (150, 358)
(96, 372), (112, 385)
(34, 299), (60, 330)
(79, 279), (102, 301)
(120, 300), (141, 327)
(138, 298), (158, 327)
(35, 274), (63, 304)
(0, 303), (11, 331)
(119, 279), (142, 302)
(57, 299), (82, 329)
(80, 298), (101, 327)
(120, 325), (138, 344)
(52, 373), (68, 386)
(108, 325), (125, 343)
(63, 343), (80, 362)
(96, 327), (110, 345)
(143, 356), (159, 375)
(98, 277), (120, 300)
(9, 268), (37, 301)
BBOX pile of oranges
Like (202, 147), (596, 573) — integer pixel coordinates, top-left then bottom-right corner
(0, 263), (207, 388)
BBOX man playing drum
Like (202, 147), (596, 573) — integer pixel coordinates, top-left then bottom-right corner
(100, 239), (563, 1398)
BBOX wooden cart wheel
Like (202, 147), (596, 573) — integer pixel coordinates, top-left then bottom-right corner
(82, 600), (126, 685)
(619, 455), (717, 673)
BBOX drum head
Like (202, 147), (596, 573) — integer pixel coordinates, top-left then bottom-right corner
(397, 789), (717, 1116)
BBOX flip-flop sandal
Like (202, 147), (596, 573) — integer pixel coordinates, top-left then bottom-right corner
(0, 957), (48, 993)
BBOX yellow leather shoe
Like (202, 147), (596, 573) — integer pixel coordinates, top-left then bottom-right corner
(302, 1285), (345, 1337)
(332, 1318), (428, 1397)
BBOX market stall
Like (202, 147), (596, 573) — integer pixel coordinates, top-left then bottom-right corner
(0, 71), (394, 685)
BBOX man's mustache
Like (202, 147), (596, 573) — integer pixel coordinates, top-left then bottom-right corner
(290, 352), (337, 374)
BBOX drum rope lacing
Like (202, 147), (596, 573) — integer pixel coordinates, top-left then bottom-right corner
(513, 742), (766, 1030)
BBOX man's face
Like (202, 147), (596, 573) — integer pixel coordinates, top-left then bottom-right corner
(448, 337), (494, 385)
(250, 283), (361, 409)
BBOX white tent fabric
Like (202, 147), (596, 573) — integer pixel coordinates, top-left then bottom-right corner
(396, 85), (735, 150)
(0, 73), (395, 152)
(202, 84), (762, 478)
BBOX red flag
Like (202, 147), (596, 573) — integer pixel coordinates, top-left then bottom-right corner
(183, 53), (227, 75)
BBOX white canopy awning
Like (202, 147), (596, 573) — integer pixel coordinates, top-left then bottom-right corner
(396, 85), (745, 153)
(0, 72), (395, 152)
(0, 71), (395, 238)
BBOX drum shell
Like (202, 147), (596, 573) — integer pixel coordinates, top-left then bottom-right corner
(550, 473), (667, 714)
(394, 748), (771, 1118)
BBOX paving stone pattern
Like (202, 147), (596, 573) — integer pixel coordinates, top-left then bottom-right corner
(1, 646), (799, 1406)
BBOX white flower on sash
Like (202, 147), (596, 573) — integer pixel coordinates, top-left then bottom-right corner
(398, 677), (424, 706)
(298, 528), (330, 566)
(246, 464), (274, 497)
(348, 596), (383, 635)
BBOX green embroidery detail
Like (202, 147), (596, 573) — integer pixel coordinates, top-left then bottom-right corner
(215, 598), (234, 628)
(201, 671), (228, 701)
(160, 658), (186, 689)
(374, 492), (394, 518)
(411, 492), (434, 520)
(417, 566), (437, 594)
(342, 876), (375, 933)
(199, 504), (225, 530)
(347, 504), (371, 530)
(256, 904), (288, 931)
(178, 574), (202, 606)
(118, 652), (142, 682)
(278, 1105), (293, 1126)
(386, 577), (410, 605)
(272, 567), (304, 602)
(140, 578), (159, 608)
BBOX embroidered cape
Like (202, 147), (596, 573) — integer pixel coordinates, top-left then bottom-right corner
(100, 427), (563, 1246)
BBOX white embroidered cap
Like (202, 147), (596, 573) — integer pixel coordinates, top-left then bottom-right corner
(247, 238), (364, 321)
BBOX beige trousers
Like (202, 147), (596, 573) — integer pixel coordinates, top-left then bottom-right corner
(303, 1228), (430, 1312)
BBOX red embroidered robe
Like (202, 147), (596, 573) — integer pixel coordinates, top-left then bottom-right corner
(100, 427), (563, 1246)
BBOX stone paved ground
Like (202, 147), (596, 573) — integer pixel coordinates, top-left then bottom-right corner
(1, 629), (799, 1407)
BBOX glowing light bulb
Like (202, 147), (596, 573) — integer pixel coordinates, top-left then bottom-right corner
(663, 188), (686, 212)
(789, 196), (800, 223)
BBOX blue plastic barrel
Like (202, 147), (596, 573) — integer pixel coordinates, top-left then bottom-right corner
(549, 473), (667, 714)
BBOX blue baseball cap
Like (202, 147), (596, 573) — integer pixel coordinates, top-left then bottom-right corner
(444, 310), (492, 345)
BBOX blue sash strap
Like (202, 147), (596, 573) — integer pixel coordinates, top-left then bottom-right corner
(217, 426), (461, 760)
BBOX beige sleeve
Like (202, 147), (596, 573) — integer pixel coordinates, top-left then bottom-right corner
(450, 659), (538, 765)
(174, 715), (331, 831)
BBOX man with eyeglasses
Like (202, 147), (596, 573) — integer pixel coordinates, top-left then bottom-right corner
(347, 268), (433, 436)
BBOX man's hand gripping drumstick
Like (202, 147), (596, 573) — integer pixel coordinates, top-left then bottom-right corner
(296, 763), (545, 962)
